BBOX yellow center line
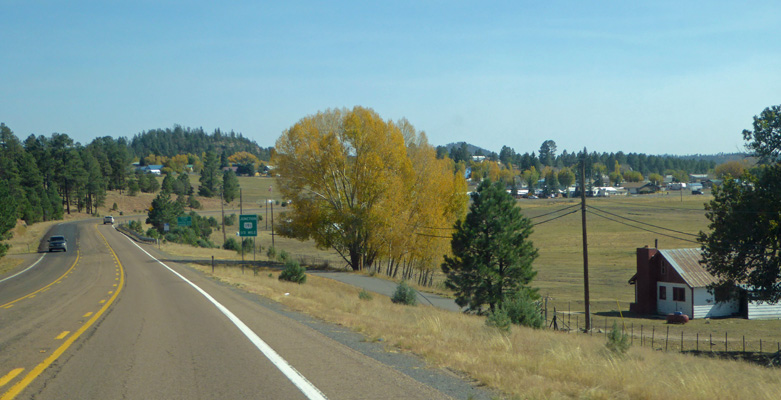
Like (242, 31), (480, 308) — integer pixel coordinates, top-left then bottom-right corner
(98, 300), (106, 304)
(0, 369), (24, 389)
(55, 331), (69, 340)
(1, 227), (125, 400)
(82, 312), (93, 318)
(0, 251), (80, 309)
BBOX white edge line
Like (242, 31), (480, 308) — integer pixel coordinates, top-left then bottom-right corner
(0, 253), (47, 284)
(123, 236), (328, 400)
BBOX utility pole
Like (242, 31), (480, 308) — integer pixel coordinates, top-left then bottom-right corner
(240, 188), (243, 215)
(221, 190), (226, 244)
(580, 148), (591, 332)
(270, 201), (275, 248)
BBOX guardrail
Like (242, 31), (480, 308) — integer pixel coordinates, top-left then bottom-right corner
(115, 224), (157, 244)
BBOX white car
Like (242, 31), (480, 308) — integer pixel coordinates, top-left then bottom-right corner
(103, 216), (114, 224)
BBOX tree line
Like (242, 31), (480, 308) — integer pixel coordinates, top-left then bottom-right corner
(0, 123), (254, 259)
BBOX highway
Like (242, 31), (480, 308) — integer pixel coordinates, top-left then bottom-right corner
(0, 220), (456, 399)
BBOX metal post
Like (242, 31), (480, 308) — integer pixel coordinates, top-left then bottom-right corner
(271, 201), (275, 248)
(211, 255), (214, 274)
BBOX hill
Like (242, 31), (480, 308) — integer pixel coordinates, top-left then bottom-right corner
(130, 125), (273, 161)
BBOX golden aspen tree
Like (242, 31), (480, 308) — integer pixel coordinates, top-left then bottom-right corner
(274, 107), (412, 270)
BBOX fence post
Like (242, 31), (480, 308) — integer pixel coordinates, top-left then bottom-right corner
(211, 255), (214, 273)
(710, 334), (713, 352)
(604, 318), (608, 338)
(696, 332), (699, 352)
(641, 325), (644, 347)
(631, 323), (634, 346)
(743, 335), (745, 353)
(681, 330), (684, 352)
(651, 326), (655, 349)
(568, 301), (571, 327)
(760, 339), (763, 353)
(665, 326), (669, 352)
(725, 332), (728, 352)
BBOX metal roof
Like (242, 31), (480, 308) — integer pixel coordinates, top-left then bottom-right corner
(658, 248), (719, 288)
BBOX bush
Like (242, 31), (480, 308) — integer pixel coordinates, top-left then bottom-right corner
(391, 281), (417, 306)
(358, 290), (373, 301)
(486, 308), (512, 333)
(145, 228), (160, 239)
(128, 219), (144, 234)
(278, 249), (290, 263)
(502, 290), (544, 329)
(606, 322), (631, 355)
(112, 202), (118, 211)
(187, 195), (202, 210)
(240, 238), (254, 254)
(279, 260), (306, 284)
(223, 237), (240, 251)
(266, 246), (277, 260)
(223, 213), (237, 226)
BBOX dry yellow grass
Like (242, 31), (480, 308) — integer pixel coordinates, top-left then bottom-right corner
(189, 263), (781, 399)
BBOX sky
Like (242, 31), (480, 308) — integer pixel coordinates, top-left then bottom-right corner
(2, 1), (780, 156)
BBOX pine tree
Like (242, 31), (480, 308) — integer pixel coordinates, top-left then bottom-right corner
(198, 150), (220, 197)
(442, 178), (539, 313)
(222, 169), (240, 203)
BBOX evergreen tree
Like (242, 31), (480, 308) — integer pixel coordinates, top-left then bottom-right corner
(146, 191), (184, 233)
(161, 173), (176, 194)
(222, 169), (240, 203)
(442, 179), (539, 313)
(177, 172), (193, 195)
(198, 150), (220, 197)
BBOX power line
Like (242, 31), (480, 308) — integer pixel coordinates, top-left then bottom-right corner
(533, 209), (580, 226)
(528, 203), (581, 219)
(414, 232), (452, 239)
(586, 208), (700, 244)
(589, 205), (699, 237)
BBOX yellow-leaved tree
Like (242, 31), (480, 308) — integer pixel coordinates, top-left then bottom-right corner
(274, 107), (467, 274)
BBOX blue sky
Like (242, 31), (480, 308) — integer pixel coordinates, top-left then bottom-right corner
(2, 1), (780, 156)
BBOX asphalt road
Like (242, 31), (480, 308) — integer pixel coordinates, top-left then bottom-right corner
(0, 220), (469, 399)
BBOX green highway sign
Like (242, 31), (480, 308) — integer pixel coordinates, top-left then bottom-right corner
(177, 216), (192, 227)
(239, 214), (258, 237)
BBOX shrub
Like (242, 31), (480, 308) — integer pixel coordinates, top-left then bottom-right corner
(187, 195), (202, 210)
(279, 260), (306, 284)
(223, 213), (237, 226)
(278, 249), (290, 263)
(241, 238), (254, 254)
(358, 290), (373, 301)
(502, 289), (544, 329)
(266, 246), (276, 260)
(391, 281), (417, 306)
(223, 237), (240, 251)
(112, 202), (118, 211)
(128, 219), (144, 234)
(145, 228), (160, 239)
(606, 322), (631, 355)
(486, 308), (511, 333)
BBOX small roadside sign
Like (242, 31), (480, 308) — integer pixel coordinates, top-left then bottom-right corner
(239, 214), (258, 237)
(164, 223), (170, 232)
(177, 216), (192, 227)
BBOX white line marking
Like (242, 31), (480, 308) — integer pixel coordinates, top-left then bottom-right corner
(0, 253), (46, 284)
(123, 236), (327, 400)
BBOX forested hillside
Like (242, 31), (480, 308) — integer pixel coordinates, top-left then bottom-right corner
(130, 125), (273, 162)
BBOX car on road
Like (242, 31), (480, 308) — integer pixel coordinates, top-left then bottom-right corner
(103, 215), (114, 224)
(48, 235), (68, 252)
(692, 189), (703, 195)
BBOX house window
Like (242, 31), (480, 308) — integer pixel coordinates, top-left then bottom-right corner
(673, 287), (686, 302)
(659, 286), (667, 300)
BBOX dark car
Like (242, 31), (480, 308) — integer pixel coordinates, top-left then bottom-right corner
(48, 235), (68, 252)
(692, 189), (703, 195)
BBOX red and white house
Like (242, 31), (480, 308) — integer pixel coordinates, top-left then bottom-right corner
(629, 247), (781, 319)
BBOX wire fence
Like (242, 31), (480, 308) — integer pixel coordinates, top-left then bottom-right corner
(544, 307), (781, 364)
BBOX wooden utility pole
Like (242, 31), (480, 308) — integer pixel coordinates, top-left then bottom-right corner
(221, 190), (226, 244)
(270, 201), (275, 248)
(240, 188), (243, 215)
(580, 148), (591, 331)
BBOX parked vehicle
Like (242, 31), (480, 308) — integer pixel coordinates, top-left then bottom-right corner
(103, 215), (114, 224)
(48, 235), (68, 252)
(692, 189), (703, 195)
(666, 311), (689, 324)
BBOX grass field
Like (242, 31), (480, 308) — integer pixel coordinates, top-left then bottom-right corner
(5, 176), (781, 398)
